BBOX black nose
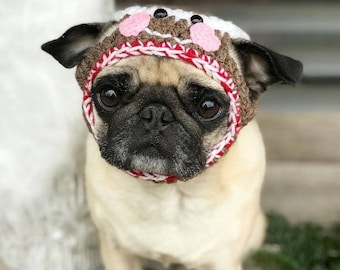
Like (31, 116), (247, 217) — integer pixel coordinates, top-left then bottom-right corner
(139, 103), (175, 131)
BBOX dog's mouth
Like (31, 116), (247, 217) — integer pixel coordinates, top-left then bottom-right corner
(133, 143), (166, 157)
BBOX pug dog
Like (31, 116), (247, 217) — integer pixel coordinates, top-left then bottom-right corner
(42, 6), (303, 270)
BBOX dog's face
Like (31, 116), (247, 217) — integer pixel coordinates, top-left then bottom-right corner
(42, 9), (303, 180)
(91, 56), (230, 179)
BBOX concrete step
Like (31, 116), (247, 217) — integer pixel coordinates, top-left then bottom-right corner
(262, 161), (340, 225)
(257, 110), (340, 163)
(257, 84), (340, 225)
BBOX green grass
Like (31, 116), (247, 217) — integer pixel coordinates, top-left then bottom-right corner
(245, 213), (340, 270)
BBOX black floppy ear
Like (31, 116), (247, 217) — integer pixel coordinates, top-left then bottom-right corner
(41, 23), (114, 68)
(233, 40), (303, 97)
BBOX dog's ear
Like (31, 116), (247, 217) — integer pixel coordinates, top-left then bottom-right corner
(41, 23), (115, 68)
(233, 40), (303, 98)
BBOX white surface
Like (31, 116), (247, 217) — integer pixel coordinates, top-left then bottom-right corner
(0, 0), (114, 269)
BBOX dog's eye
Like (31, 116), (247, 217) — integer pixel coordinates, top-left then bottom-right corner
(197, 99), (220, 119)
(99, 88), (120, 108)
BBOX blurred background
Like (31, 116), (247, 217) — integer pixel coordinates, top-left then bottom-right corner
(0, 0), (339, 270)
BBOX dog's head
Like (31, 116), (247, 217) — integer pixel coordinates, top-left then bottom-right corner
(42, 6), (302, 182)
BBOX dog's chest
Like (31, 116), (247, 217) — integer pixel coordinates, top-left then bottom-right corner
(87, 172), (241, 264)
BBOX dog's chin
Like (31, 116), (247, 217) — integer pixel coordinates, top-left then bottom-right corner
(100, 144), (206, 180)
(130, 151), (170, 175)
(129, 154), (205, 180)
(126, 143), (171, 174)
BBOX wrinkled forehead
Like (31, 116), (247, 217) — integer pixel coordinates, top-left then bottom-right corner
(113, 6), (250, 41)
(94, 56), (224, 93)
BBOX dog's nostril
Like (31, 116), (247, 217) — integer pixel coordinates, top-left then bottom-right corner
(162, 110), (174, 123)
(140, 106), (153, 120)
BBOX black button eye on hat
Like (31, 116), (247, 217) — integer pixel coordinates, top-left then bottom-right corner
(191, 14), (204, 24)
(154, 8), (168, 18)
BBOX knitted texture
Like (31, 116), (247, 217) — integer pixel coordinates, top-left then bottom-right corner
(75, 6), (258, 182)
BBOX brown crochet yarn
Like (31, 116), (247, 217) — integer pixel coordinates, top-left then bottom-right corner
(76, 14), (257, 126)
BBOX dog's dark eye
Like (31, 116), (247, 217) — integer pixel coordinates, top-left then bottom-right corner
(99, 88), (120, 108)
(197, 99), (220, 119)
(191, 15), (203, 24)
(154, 8), (168, 18)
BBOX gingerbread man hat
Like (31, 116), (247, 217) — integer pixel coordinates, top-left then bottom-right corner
(76, 6), (258, 182)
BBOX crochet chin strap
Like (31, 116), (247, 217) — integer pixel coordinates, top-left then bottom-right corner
(76, 6), (254, 183)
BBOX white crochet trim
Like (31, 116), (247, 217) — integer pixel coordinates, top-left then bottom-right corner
(127, 171), (172, 182)
(112, 6), (250, 41)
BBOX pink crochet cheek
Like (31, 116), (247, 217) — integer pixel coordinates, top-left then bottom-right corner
(119, 13), (151, 37)
(190, 23), (221, 52)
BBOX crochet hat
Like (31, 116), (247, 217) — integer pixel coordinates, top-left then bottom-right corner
(76, 6), (257, 182)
